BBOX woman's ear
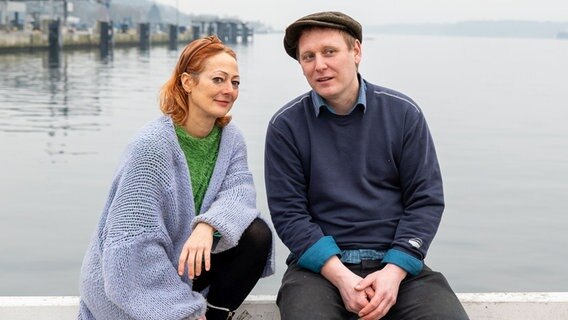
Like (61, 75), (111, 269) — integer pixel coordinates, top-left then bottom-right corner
(180, 72), (193, 93)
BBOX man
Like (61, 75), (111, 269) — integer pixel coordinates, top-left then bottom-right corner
(264, 11), (469, 320)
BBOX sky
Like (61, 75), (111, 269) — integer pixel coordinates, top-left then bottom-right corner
(156, 0), (568, 30)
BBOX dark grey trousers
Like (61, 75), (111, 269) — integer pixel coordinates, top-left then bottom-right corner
(277, 260), (470, 320)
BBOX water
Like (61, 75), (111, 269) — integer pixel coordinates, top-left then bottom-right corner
(1, 33), (567, 296)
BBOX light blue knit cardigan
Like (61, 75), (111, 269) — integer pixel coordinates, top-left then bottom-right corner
(79, 116), (275, 320)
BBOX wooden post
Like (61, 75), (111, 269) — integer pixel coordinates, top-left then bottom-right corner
(48, 19), (62, 51)
(168, 24), (178, 50)
(99, 20), (113, 56)
(241, 24), (249, 44)
(139, 22), (150, 50)
(228, 22), (238, 44)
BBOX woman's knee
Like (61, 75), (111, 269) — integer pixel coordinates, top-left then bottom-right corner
(242, 218), (272, 252)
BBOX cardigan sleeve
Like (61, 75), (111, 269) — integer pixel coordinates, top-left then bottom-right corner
(191, 128), (260, 253)
(102, 232), (206, 320)
(101, 143), (206, 320)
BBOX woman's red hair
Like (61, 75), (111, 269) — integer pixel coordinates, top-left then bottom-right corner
(159, 35), (237, 128)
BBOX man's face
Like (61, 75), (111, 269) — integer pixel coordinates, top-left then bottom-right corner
(297, 28), (361, 105)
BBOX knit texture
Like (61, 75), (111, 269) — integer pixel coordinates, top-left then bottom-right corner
(79, 116), (275, 320)
(175, 124), (221, 214)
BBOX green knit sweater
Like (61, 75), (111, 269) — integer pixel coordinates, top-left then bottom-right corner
(175, 125), (221, 214)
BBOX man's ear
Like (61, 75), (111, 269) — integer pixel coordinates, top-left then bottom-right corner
(353, 40), (362, 65)
(180, 72), (193, 93)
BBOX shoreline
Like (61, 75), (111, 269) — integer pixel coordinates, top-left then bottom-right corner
(0, 29), (194, 54)
(1, 292), (568, 319)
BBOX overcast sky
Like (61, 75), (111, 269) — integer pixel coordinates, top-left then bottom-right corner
(156, 0), (568, 30)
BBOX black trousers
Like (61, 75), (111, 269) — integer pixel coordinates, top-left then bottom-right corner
(277, 260), (470, 320)
(192, 218), (272, 313)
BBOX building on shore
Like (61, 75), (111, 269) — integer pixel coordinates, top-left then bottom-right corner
(0, 1), (27, 31)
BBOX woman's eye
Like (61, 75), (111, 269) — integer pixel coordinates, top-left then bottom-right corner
(232, 81), (240, 89)
(212, 77), (224, 84)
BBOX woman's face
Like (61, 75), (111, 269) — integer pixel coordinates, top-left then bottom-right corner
(185, 52), (240, 122)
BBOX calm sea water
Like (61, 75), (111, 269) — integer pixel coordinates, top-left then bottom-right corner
(1, 33), (567, 296)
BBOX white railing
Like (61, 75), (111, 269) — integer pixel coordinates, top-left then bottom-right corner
(1, 293), (568, 320)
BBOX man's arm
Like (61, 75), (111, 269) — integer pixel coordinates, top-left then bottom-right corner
(347, 92), (443, 319)
(265, 121), (340, 270)
(384, 103), (445, 274)
(266, 116), (377, 313)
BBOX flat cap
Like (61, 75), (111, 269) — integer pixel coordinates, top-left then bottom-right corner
(283, 11), (362, 60)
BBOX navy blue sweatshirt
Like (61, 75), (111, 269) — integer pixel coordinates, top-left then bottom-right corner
(264, 78), (444, 275)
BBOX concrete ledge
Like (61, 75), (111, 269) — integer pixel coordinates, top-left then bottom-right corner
(1, 293), (567, 319)
(457, 292), (568, 319)
(0, 296), (79, 320)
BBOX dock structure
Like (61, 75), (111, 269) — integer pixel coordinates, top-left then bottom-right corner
(0, 23), (194, 54)
(191, 16), (253, 44)
(0, 1), (253, 53)
(0, 19), (252, 53)
(1, 293), (568, 320)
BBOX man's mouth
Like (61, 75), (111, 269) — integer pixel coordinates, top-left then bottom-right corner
(317, 76), (333, 82)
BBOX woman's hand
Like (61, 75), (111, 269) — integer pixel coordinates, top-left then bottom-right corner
(178, 223), (215, 279)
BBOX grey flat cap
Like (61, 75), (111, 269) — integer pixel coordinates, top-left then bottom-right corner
(283, 11), (362, 60)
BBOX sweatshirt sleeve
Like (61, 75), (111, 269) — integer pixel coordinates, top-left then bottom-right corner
(101, 144), (206, 320)
(265, 122), (339, 273)
(390, 104), (444, 270)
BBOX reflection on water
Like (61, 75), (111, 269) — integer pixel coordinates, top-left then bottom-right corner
(1, 34), (568, 296)
(1, 49), (106, 159)
(0, 45), (170, 163)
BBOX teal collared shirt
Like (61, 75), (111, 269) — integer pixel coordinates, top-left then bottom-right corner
(339, 248), (423, 276)
(340, 249), (386, 264)
(298, 237), (423, 276)
(311, 76), (367, 116)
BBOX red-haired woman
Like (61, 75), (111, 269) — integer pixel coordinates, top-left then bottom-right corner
(79, 35), (274, 320)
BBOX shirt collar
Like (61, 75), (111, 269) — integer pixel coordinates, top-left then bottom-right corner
(312, 74), (367, 117)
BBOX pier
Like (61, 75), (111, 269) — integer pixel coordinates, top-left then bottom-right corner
(0, 1), (254, 53)
(1, 293), (568, 319)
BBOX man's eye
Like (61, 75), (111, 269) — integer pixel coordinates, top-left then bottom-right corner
(301, 54), (314, 62)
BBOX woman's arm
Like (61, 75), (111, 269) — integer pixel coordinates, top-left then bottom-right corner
(191, 128), (260, 253)
(101, 140), (207, 320)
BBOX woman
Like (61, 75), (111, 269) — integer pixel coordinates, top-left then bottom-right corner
(79, 35), (274, 320)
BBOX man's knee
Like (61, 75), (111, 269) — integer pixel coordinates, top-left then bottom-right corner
(390, 267), (469, 319)
(277, 264), (352, 320)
